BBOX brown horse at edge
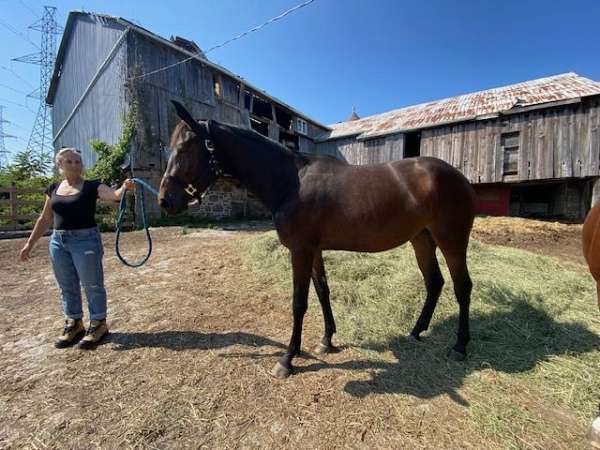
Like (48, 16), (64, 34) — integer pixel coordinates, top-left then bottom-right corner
(583, 201), (600, 310)
(158, 101), (476, 378)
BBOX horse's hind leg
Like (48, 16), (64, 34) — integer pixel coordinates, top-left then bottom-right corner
(312, 251), (337, 354)
(433, 234), (472, 360)
(409, 230), (445, 340)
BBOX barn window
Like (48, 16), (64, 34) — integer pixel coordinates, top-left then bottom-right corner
(296, 118), (308, 135)
(502, 132), (519, 175)
(213, 76), (222, 98)
(252, 96), (273, 119)
(275, 107), (292, 130)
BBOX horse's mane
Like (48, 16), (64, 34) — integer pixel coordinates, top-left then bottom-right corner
(172, 118), (347, 168)
(216, 121), (348, 167)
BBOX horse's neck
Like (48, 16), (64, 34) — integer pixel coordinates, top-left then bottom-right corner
(216, 126), (300, 210)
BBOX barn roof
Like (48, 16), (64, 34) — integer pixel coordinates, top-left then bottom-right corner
(46, 11), (328, 129)
(320, 73), (600, 141)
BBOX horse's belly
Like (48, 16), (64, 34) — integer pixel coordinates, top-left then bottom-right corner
(320, 218), (423, 252)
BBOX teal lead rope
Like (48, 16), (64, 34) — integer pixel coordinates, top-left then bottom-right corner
(115, 177), (160, 268)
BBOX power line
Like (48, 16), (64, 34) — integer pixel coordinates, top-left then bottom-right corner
(205, 0), (315, 53)
(0, 97), (36, 114)
(0, 65), (36, 89)
(129, 0), (316, 81)
(6, 120), (29, 132)
(0, 83), (29, 96)
(19, 0), (37, 15)
(0, 17), (40, 49)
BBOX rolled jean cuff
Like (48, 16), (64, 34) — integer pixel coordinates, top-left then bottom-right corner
(89, 314), (107, 321)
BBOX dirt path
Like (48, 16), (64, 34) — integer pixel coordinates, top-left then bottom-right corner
(472, 216), (585, 266)
(0, 220), (590, 449)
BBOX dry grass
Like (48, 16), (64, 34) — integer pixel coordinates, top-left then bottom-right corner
(1, 218), (598, 449)
(239, 222), (600, 449)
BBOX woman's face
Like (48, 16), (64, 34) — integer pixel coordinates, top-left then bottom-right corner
(58, 151), (83, 177)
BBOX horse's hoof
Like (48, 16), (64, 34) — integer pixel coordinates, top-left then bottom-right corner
(447, 348), (467, 361)
(271, 362), (291, 379)
(314, 343), (339, 355)
(407, 334), (422, 343)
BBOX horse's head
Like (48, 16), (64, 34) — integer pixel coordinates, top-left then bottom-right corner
(158, 101), (219, 214)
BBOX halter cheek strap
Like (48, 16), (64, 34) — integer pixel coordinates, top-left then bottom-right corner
(183, 120), (223, 199)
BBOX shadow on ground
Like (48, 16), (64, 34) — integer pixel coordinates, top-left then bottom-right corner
(108, 284), (599, 406)
(109, 330), (286, 353)
(298, 284), (600, 405)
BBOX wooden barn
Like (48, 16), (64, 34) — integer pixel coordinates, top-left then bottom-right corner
(46, 11), (329, 218)
(46, 11), (600, 222)
(316, 73), (600, 220)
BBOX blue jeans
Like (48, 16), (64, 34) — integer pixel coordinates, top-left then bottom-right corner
(49, 227), (107, 321)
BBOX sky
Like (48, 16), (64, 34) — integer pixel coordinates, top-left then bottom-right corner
(1, 0), (600, 162)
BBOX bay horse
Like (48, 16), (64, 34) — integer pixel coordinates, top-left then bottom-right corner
(159, 101), (476, 378)
(583, 201), (600, 310)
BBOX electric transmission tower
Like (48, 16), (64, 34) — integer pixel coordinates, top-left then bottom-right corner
(13, 6), (61, 166)
(0, 106), (15, 170)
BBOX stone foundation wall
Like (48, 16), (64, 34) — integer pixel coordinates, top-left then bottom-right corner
(188, 178), (270, 219)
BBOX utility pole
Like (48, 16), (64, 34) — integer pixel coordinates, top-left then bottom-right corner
(0, 106), (15, 170)
(13, 6), (61, 167)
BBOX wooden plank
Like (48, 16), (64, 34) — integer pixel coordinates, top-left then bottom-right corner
(519, 114), (531, 180)
(494, 120), (503, 182)
(591, 102), (600, 176)
(544, 111), (555, 179)
(582, 108), (590, 177)
(0, 223), (35, 231)
(570, 107), (580, 177)
(465, 123), (476, 182)
(0, 213), (40, 221)
(558, 110), (571, 177)
(0, 199), (43, 207)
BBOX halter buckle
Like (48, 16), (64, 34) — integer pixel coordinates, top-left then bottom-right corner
(184, 184), (197, 197)
(205, 139), (214, 152)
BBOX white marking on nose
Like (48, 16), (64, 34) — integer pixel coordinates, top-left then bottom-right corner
(84, 250), (95, 255)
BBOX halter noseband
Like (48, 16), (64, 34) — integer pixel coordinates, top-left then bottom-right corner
(183, 120), (223, 199)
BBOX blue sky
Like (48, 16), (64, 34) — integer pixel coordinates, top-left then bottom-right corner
(1, 0), (599, 161)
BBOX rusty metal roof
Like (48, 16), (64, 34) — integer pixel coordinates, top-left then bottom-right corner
(321, 73), (600, 141)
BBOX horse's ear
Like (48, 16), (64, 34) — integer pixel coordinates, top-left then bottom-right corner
(171, 100), (202, 134)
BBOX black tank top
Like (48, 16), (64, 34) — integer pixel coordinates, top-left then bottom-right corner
(44, 180), (102, 230)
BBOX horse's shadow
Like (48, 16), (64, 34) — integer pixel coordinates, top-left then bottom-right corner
(107, 284), (599, 406)
(108, 330), (287, 355)
(296, 284), (600, 405)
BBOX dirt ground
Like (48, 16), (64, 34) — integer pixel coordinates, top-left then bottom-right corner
(471, 216), (585, 267)
(0, 218), (590, 449)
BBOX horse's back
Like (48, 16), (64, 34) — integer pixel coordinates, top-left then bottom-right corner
(278, 155), (475, 252)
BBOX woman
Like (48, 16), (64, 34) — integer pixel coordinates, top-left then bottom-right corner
(19, 147), (134, 349)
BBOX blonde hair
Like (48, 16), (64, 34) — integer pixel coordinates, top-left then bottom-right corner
(55, 147), (84, 175)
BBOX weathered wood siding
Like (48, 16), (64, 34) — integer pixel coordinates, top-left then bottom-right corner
(421, 98), (600, 183)
(315, 134), (404, 164)
(318, 99), (600, 184)
(52, 16), (128, 166)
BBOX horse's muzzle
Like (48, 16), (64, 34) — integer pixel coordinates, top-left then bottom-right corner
(158, 197), (171, 210)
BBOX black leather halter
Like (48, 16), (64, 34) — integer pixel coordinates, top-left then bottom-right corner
(182, 120), (224, 200)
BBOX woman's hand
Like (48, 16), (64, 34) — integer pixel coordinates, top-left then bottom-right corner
(19, 242), (32, 262)
(98, 179), (135, 202)
(123, 178), (135, 190)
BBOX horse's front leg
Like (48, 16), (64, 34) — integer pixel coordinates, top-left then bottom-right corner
(272, 248), (313, 379)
